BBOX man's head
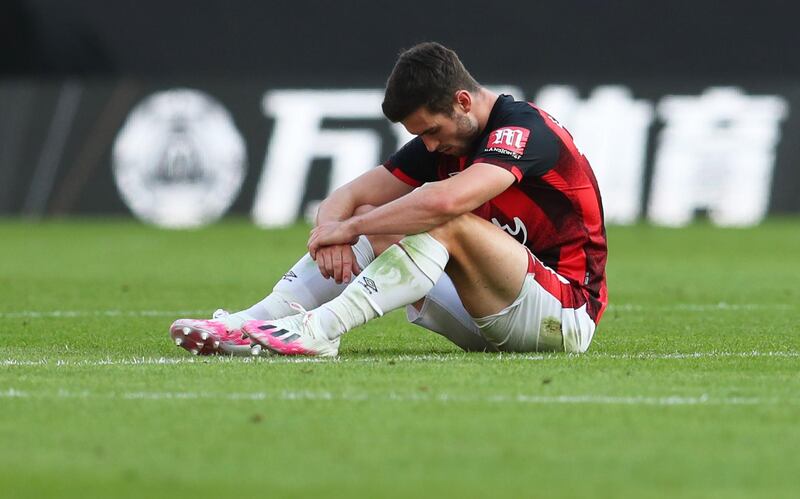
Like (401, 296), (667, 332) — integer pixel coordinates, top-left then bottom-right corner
(382, 42), (483, 156)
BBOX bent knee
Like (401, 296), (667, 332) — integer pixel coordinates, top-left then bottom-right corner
(427, 212), (486, 241)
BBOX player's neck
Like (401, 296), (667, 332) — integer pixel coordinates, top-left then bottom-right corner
(474, 88), (499, 135)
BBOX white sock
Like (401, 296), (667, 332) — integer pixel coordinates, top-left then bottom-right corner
(313, 233), (449, 339)
(233, 235), (375, 321)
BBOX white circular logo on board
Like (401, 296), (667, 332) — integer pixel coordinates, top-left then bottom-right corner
(112, 88), (246, 228)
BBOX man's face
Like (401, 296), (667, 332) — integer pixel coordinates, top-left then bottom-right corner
(401, 103), (479, 157)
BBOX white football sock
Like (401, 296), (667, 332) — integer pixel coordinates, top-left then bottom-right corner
(233, 235), (375, 321)
(313, 233), (449, 339)
(406, 274), (496, 352)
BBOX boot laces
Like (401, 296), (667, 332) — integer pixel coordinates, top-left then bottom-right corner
(288, 302), (317, 339)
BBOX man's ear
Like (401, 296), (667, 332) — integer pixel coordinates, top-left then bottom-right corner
(455, 90), (472, 113)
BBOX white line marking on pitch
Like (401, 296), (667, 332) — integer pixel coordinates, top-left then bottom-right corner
(0, 310), (208, 319)
(0, 388), (789, 407)
(2, 350), (798, 367)
(0, 302), (794, 319)
(608, 303), (795, 312)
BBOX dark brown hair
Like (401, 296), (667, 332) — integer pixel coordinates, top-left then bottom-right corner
(382, 42), (480, 123)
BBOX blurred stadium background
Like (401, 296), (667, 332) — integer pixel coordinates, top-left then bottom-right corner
(1, 0), (799, 227)
(2, 2), (799, 498)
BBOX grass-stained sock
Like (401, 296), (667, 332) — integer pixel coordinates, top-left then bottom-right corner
(314, 233), (449, 339)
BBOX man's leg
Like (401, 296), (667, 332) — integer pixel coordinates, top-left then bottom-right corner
(245, 212), (595, 355)
(169, 234), (379, 356)
(243, 231), (449, 355)
(233, 234), (377, 321)
(235, 205), (398, 321)
(170, 206), (398, 355)
(428, 214), (529, 318)
(405, 274), (496, 352)
(244, 213), (535, 356)
(428, 214), (594, 352)
(470, 257), (596, 353)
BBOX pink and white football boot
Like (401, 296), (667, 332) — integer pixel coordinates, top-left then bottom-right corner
(169, 309), (264, 356)
(242, 304), (339, 357)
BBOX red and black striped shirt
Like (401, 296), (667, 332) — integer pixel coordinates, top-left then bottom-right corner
(383, 95), (608, 323)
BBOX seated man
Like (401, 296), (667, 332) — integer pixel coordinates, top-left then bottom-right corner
(169, 42), (608, 357)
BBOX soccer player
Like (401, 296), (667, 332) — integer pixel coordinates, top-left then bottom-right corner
(169, 42), (608, 357)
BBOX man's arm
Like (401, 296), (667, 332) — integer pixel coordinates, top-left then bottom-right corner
(316, 166), (416, 225)
(308, 164), (516, 254)
(312, 165), (415, 284)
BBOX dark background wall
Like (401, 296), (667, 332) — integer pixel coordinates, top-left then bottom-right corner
(3, 0), (799, 82)
(1, 0), (798, 223)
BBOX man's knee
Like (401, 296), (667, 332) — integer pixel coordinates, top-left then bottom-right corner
(427, 212), (502, 255)
(428, 212), (482, 243)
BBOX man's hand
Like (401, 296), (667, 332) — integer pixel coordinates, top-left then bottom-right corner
(308, 220), (359, 258)
(309, 221), (360, 284)
(312, 244), (361, 284)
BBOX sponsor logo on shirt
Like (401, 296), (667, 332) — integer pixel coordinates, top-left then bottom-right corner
(491, 216), (528, 245)
(484, 127), (530, 159)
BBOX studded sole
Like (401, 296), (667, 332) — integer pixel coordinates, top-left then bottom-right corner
(168, 323), (255, 357)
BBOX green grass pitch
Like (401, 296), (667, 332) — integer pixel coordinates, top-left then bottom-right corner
(1, 219), (799, 498)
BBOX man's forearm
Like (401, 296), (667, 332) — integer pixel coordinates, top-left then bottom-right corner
(344, 183), (457, 237)
(316, 187), (357, 226)
(341, 164), (516, 238)
(315, 166), (415, 226)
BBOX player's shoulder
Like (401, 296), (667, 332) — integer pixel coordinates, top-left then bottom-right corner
(475, 95), (562, 173)
(391, 135), (434, 160)
(383, 134), (439, 180)
(490, 95), (548, 130)
(480, 95), (559, 154)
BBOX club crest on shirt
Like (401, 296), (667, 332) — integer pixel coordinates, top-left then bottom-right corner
(484, 127), (530, 159)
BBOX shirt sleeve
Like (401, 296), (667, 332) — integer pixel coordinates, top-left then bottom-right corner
(382, 137), (439, 187)
(471, 110), (560, 182)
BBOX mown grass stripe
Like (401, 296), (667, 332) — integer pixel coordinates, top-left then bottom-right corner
(0, 387), (790, 407)
(0, 302), (795, 319)
(1, 350), (798, 367)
